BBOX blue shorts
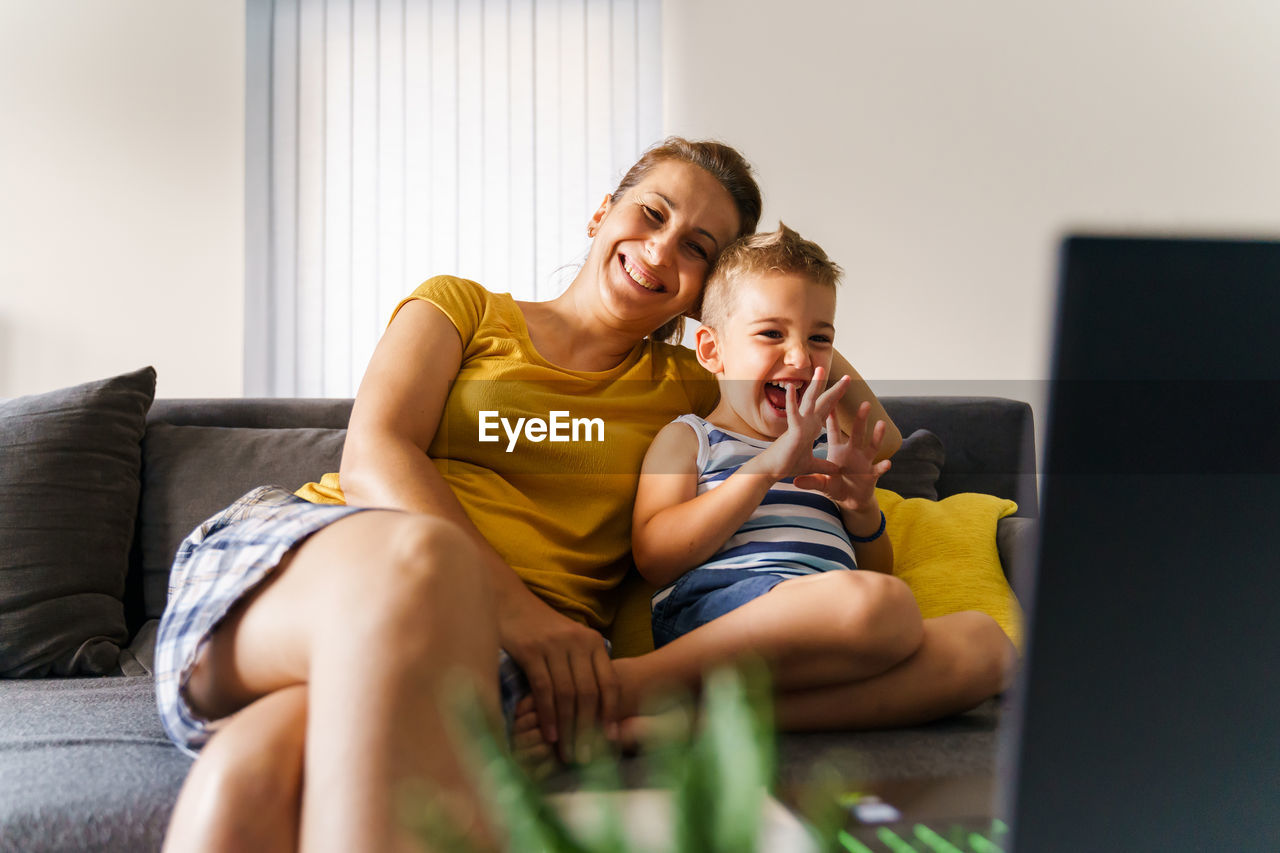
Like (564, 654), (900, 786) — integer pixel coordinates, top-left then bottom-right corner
(154, 485), (533, 757)
(651, 568), (809, 648)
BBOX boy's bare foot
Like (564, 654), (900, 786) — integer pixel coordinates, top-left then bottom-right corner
(510, 695), (680, 768)
(510, 697), (557, 780)
(609, 655), (700, 753)
(615, 703), (697, 753)
(508, 655), (700, 775)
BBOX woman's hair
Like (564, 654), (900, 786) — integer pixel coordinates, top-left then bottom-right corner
(699, 222), (843, 331)
(610, 137), (762, 343)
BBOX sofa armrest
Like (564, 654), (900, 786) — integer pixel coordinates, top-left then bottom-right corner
(996, 516), (1038, 593)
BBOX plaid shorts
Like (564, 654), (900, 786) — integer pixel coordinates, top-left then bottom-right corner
(154, 485), (533, 757)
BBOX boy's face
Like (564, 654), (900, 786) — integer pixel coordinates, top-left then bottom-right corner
(696, 272), (837, 440)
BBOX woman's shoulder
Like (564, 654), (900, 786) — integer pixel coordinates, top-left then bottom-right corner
(647, 339), (708, 377)
(644, 340), (718, 417)
(392, 275), (507, 341)
(405, 274), (494, 307)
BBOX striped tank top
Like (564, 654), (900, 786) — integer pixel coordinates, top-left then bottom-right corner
(651, 414), (857, 609)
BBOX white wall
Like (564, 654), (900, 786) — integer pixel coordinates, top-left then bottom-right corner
(664, 0), (1280, 432)
(5, 2), (1277, 407)
(0, 1), (245, 399)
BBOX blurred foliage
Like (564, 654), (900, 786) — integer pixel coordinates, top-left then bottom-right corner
(408, 663), (802, 853)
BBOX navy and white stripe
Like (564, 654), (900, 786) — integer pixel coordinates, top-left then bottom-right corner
(652, 415), (856, 610)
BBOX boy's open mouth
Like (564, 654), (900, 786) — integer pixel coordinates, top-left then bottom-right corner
(763, 380), (806, 413)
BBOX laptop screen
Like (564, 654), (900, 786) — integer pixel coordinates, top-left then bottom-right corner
(1002, 237), (1280, 851)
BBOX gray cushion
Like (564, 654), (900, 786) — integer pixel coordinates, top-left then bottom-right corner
(0, 367), (155, 677)
(879, 428), (946, 501)
(139, 424), (346, 619)
(880, 397), (1038, 515)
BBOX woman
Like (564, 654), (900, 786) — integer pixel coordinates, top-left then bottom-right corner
(157, 138), (1013, 851)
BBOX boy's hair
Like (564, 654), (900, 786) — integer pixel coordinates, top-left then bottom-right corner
(699, 223), (843, 330)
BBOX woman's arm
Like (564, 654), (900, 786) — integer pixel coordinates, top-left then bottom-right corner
(340, 300), (518, 586)
(830, 349), (902, 462)
(340, 298), (619, 759)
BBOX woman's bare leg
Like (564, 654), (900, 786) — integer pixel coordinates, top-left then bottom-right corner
(163, 686), (307, 853)
(168, 511), (501, 853)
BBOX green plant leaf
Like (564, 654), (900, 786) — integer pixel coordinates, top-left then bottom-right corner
(411, 664), (783, 853)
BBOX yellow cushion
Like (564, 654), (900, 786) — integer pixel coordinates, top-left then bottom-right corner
(878, 488), (1023, 650)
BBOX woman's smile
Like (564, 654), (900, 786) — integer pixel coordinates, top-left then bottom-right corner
(580, 158), (740, 332)
(618, 253), (666, 292)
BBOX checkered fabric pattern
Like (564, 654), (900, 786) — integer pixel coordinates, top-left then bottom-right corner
(154, 486), (538, 757)
(154, 486), (368, 756)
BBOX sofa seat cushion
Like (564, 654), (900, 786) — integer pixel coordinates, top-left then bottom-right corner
(773, 697), (1002, 791)
(0, 367), (156, 677)
(0, 676), (190, 852)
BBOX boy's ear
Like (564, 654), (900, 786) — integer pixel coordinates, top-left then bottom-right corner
(694, 325), (724, 374)
(587, 193), (613, 236)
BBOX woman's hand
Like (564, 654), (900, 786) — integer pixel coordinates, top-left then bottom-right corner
(498, 591), (619, 764)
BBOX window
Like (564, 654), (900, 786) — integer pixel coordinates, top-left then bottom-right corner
(246, 0), (662, 396)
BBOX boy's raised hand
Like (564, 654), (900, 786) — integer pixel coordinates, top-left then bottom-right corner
(754, 365), (849, 482)
(793, 400), (892, 521)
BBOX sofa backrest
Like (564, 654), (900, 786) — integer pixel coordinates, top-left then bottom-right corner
(882, 397), (1038, 516)
(125, 399), (354, 634)
(124, 396), (1037, 635)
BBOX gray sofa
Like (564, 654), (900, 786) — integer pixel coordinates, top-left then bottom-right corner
(0, 369), (1037, 852)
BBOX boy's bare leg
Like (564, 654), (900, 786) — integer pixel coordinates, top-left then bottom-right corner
(615, 570), (925, 710)
(513, 569), (920, 757)
(609, 575), (1015, 731)
(771, 611), (1018, 730)
(170, 511), (501, 853)
(608, 612), (1013, 739)
(516, 583), (1015, 756)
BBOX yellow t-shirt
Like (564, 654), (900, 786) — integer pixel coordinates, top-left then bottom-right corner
(297, 275), (717, 631)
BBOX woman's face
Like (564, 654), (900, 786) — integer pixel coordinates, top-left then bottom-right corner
(584, 159), (741, 335)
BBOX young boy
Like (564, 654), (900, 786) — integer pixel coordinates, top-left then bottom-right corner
(632, 224), (901, 649)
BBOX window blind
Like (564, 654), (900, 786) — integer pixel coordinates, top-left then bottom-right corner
(246, 0), (662, 397)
